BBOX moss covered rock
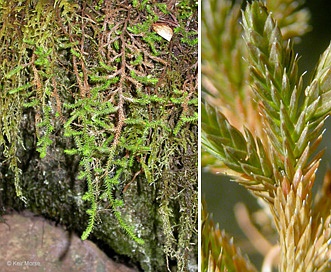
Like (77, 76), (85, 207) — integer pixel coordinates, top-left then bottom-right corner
(0, 0), (197, 271)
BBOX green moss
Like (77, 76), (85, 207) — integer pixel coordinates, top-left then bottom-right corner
(0, 0), (197, 271)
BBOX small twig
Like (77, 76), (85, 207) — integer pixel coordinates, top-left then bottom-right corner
(262, 245), (280, 272)
(123, 169), (142, 193)
(234, 202), (273, 256)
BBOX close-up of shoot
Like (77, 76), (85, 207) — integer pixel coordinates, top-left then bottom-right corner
(202, 0), (331, 271)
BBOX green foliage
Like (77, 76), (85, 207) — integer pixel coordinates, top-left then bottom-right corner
(202, 0), (247, 108)
(174, 0), (198, 47)
(265, 0), (311, 40)
(202, 0), (331, 271)
(176, 0), (197, 20)
(0, 0), (197, 270)
(241, 1), (329, 189)
(36, 105), (54, 159)
(202, 0), (315, 187)
(202, 103), (274, 199)
(203, 0), (323, 199)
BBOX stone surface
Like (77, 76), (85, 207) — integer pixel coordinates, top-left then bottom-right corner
(0, 212), (139, 272)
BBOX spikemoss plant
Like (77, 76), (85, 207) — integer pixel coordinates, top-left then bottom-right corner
(202, 0), (331, 271)
(0, 0), (197, 270)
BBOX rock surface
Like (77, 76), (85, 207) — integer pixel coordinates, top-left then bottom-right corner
(0, 212), (139, 272)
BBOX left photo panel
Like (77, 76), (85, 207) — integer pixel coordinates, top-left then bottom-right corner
(0, 1), (198, 271)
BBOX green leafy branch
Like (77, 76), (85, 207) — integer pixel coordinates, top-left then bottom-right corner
(202, 0), (331, 271)
(202, 103), (275, 201)
(241, 1), (330, 196)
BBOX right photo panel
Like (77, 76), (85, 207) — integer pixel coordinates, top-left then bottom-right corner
(201, 0), (331, 271)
